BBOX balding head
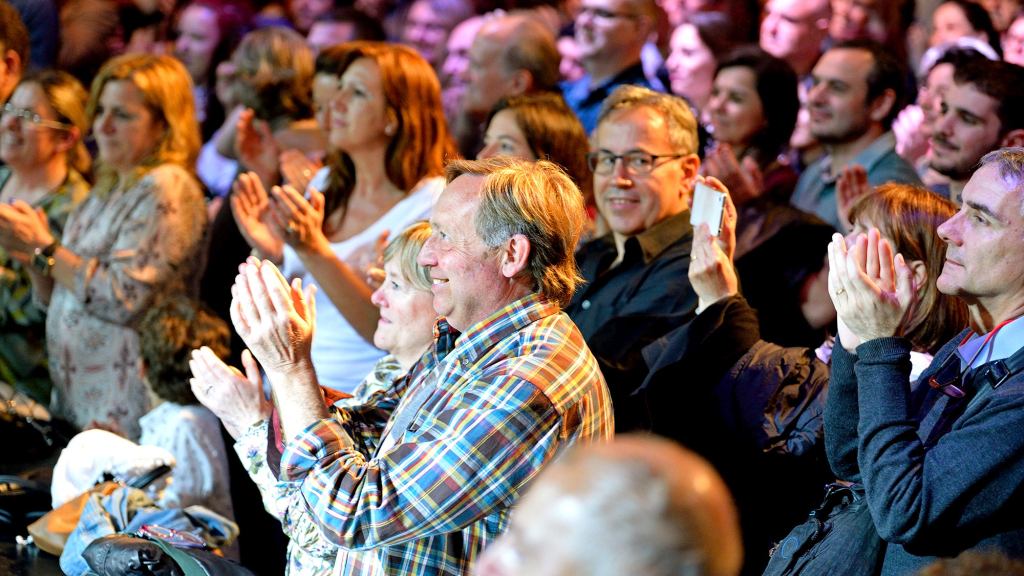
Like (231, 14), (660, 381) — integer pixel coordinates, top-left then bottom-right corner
(475, 435), (742, 576)
(462, 13), (560, 116)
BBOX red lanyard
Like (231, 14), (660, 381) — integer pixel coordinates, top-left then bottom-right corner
(959, 316), (1020, 369)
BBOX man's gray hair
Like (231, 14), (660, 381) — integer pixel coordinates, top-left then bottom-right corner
(445, 157), (586, 307)
(596, 85), (699, 155)
(979, 147), (1024, 213)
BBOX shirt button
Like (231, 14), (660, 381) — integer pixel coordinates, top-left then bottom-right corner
(581, 300), (591, 310)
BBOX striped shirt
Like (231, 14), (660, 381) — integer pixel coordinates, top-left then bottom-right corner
(279, 293), (614, 576)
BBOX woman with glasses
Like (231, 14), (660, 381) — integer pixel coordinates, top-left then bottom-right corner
(0, 54), (207, 441)
(0, 70), (90, 405)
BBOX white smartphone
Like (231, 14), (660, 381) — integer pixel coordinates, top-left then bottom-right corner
(690, 182), (726, 236)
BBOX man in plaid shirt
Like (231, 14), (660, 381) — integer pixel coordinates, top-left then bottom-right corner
(226, 157), (614, 575)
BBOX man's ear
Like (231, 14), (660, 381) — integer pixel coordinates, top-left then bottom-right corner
(1000, 128), (1024, 148)
(868, 88), (897, 124)
(500, 233), (531, 279)
(508, 69), (532, 96)
(679, 154), (700, 202)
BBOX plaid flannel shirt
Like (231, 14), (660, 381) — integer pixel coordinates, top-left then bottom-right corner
(278, 293), (614, 576)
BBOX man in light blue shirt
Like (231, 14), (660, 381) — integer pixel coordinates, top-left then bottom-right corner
(790, 39), (920, 230)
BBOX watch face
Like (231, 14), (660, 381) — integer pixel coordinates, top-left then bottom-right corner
(31, 252), (54, 275)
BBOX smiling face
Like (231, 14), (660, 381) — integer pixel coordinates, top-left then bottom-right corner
(401, 0), (451, 68)
(92, 80), (166, 177)
(370, 258), (437, 365)
(328, 58), (392, 153)
(936, 163), (1024, 321)
(665, 24), (716, 109)
(0, 82), (71, 170)
(593, 106), (697, 246)
(806, 47), (876, 144)
(707, 66), (765, 149)
(929, 80), (1003, 181)
(174, 5), (221, 84)
(478, 109), (534, 160)
(417, 174), (509, 331)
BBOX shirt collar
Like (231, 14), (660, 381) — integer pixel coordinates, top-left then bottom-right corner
(632, 209), (692, 264)
(821, 131), (898, 183)
(958, 316), (1024, 369)
(431, 293), (560, 364)
(580, 61), (649, 97)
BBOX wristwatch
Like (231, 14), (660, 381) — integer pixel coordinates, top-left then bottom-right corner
(31, 240), (60, 276)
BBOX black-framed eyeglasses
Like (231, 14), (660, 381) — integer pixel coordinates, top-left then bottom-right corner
(1, 103), (72, 131)
(587, 150), (686, 175)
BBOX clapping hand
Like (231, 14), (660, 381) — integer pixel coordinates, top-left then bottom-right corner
(230, 257), (317, 377)
(279, 149), (322, 193)
(189, 348), (270, 440)
(230, 258), (328, 435)
(702, 143), (764, 207)
(836, 165), (871, 233)
(268, 185), (330, 256)
(827, 228), (916, 351)
(230, 171), (285, 262)
(0, 201), (54, 263)
(236, 108), (280, 186)
(688, 176), (739, 314)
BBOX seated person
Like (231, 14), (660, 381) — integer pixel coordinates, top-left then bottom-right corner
(474, 435), (743, 576)
(191, 221), (436, 576)
(822, 149), (1024, 571)
(51, 295), (234, 521)
(565, 85), (700, 432)
(192, 158), (613, 576)
(641, 183), (966, 571)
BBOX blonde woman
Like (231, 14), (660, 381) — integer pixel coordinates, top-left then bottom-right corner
(0, 54), (207, 440)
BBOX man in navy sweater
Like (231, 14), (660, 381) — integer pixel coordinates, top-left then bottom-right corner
(824, 147), (1024, 573)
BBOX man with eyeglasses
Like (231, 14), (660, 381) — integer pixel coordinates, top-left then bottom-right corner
(562, 0), (664, 134)
(565, 85), (699, 432)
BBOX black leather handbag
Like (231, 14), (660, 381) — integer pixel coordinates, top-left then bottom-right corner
(82, 533), (255, 576)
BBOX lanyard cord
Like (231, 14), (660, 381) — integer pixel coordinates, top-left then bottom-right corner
(958, 316), (1021, 369)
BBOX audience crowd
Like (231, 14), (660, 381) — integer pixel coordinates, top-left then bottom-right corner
(2, 0), (1024, 575)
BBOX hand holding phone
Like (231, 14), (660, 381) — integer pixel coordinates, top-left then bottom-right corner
(690, 181), (727, 236)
